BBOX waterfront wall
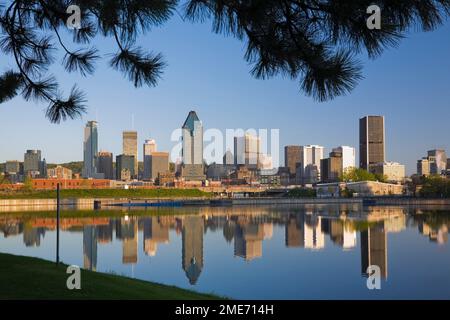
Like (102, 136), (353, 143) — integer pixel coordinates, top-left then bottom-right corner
(1, 197), (450, 212)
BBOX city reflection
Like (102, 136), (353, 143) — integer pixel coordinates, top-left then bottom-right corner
(1, 205), (450, 286)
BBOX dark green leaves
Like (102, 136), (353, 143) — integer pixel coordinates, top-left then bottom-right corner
(184, 0), (450, 101)
(110, 47), (165, 87)
(0, 71), (24, 103)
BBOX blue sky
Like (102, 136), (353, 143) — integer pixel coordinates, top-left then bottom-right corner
(1, 13), (449, 174)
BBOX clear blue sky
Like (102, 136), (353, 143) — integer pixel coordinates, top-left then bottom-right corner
(1, 14), (449, 174)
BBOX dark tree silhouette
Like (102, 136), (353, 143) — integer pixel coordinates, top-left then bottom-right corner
(1, 0), (449, 122)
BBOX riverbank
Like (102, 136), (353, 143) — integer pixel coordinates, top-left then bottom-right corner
(0, 188), (211, 199)
(0, 253), (222, 299)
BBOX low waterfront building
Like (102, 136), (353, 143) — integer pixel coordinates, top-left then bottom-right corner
(316, 181), (404, 198)
(31, 179), (112, 190)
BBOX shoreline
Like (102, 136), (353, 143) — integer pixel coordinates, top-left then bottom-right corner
(1, 197), (450, 212)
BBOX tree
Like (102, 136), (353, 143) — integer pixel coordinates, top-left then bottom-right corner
(419, 175), (450, 198)
(1, 1), (449, 122)
(22, 176), (34, 191)
(341, 167), (376, 182)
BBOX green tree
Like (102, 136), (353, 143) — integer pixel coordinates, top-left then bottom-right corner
(341, 167), (376, 182)
(1, 1), (450, 122)
(419, 176), (450, 198)
(22, 176), (34, 192)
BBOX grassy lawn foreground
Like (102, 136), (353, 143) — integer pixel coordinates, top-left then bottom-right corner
(0, 253), (221, 300)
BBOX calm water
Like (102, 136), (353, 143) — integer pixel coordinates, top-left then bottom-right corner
(1, 204), (450, 299)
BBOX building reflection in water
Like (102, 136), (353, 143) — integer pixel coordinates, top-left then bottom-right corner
(23, 226), (45, 247)
(182, 215), (204, 285)
(234, 221), (264, 261)
(83, 225), (97, 271)
(2, 205), (450, 286)
(304, 215), (325, 250)
(116, 217), (138, 264)
(143, 217), (170, 256)
(360, 222), (388, 279)
(285, 214), (304, 248)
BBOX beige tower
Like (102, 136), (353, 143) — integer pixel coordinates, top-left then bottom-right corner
(123, 131), (138, 177)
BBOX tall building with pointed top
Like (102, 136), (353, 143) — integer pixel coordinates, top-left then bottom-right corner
(123, 131), (138, 178)
(182, 216), (204, 285)
(82, 121), (99, 178)
(181, 111), (205, 181)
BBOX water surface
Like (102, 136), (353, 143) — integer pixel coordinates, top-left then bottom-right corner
(1, 204), (450, 299)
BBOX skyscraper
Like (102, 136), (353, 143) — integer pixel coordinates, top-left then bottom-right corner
(82, 121), (98, 178)
(116, 154), (135, 181)
(234, 133), (261, 169)
(97, 151), (114, 179)
(123, 131), (138, 177)
(143, 139), (157, 180)
(284, 145), (301, 176)
(24, 150), (46, 177)
(296, 145), (324, 184)
(359, 116), (385, 170)
(333, 146), (356, 172)
(427, 149), (447, 175)
(148, 152), (169, 181)
(181, 111), (205, 181)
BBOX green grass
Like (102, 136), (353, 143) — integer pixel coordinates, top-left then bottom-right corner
(0, 188), (212, 199)
(0, 253), (223, 300)
(1, 207), (204, 219)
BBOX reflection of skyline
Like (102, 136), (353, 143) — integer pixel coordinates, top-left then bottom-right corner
(1, 206), (449, 286)
(361, 222), (388, 279)
(143, 217), (169, 256)
(83, 225), (97, 271)
(234, 222), (264, 261)
(182, 216), (204, 285)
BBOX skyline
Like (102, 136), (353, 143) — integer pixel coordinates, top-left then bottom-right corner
(1, 17), (449, 174)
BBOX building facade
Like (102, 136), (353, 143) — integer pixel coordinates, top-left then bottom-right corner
(297, 145), (324, 184)
(417, 158), (430, 176)
(371, 162), (406, 183)
(333, 146), (356, 172)
(427, 149), (447, 175)
(97, 151), (114, 180)
(148, 152), (169, 180)
(123, 131), (138, 177)
(116, 154), (135, 181)
(181, 111), (205, 181)
(360, 116), (385, 170)
(320, 150), (343, 183)
(234, 133), (261, 169)
(284, 145), (301, 176)
(82, 121), (98, 178)
(47, 166), (73, 179)
(143, 139), (157, 180)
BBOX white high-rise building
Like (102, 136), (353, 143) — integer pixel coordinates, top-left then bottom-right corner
(143, 139), (157, 180)
(297, 145), (324, 184)
(234, 133), (261, 169)
(82, 121), (98, 178)
(333, 146), (356, 172)
(182, 111), (205, 181)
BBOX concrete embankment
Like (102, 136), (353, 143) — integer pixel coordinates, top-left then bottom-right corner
(1, 197), (450, 212)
